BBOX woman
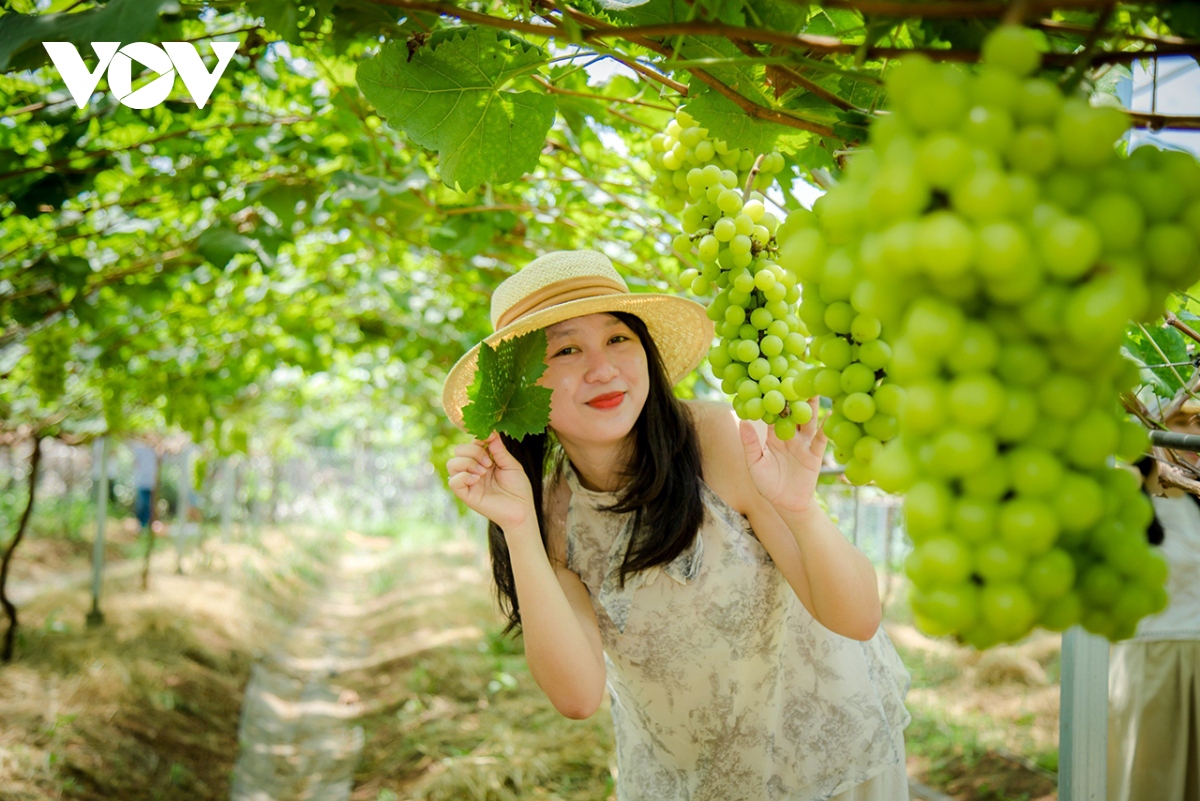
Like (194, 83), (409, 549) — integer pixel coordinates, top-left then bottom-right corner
(443, 250), (910, 801)
(1110, 405), (1200, 801)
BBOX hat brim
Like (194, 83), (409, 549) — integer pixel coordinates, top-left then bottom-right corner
(442, 293), (716, 433)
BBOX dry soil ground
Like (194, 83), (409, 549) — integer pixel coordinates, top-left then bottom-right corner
(0, 521), (1061, 801)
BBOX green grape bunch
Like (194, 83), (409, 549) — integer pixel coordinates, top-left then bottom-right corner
(649, 108), (785, 215)
(648, 109), (810, 440)
(778, 206), (901, 486)
(784, 24), (1200, 647)
(28, 323), (72, 405)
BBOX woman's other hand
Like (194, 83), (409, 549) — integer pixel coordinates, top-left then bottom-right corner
(447, 432), (536, 531)
(738, 397), (827, 515)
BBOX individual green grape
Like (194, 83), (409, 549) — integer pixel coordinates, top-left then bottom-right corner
(763, 390), (786, 415)
(981, 25), (1044, 77)
(840, 363), (877, 394)
(843, 392), (876, 423)
(774, 419), (797, 440)
(748, 358), (771, 381)
(790, 401), (814, 426)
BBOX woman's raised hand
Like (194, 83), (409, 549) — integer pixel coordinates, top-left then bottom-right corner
(447, 431), (537, 531)
(738, 398), (828, 515)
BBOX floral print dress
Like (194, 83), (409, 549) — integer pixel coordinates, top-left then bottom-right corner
(558, 461), (911, 801)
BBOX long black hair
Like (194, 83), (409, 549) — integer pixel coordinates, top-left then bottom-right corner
(486, 310), (706, 635)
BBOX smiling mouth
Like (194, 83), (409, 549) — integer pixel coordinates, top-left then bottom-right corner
(586, 392), (625, 409)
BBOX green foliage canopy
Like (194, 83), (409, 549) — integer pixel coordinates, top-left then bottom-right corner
(2, 0), (1198, 467)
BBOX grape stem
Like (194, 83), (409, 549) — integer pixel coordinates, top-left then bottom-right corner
(743, 154), (767, 202)
(1129, 112), (1200, 131)
(1001, 0), (1031, 25)
(1154, 459), (1200, 496)
(820, 0), (1120, 17)
(809, 168), (837, 190)
(1059, 0), (1117, 94)
(727, 38), (862, 113)
(1120, 391), (1164, 431)
(530, 76), (676, 111)
(1165, 311), (1200, 347)
(1038, 18), (1196, 49)
(1161, 367), (1200, 422)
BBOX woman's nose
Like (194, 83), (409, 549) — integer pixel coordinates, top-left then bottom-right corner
(584, 349), (620, 382)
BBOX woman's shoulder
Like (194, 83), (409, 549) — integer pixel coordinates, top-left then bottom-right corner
(682, 399), (757, 517)
(682, 397), (738, 432)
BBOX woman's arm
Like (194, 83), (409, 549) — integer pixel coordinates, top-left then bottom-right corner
(504, 517), (607, 719)
(448, 434), (606, 718)
(693, 401), (882, 641)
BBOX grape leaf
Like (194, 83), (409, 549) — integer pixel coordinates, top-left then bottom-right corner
(197, 226), (256, 269)
(1123, 324), (1192, 399)
(685, 88), (812, 155)
(0, 0), (177, 73)
(355, 27), (556, 191)
(461, 329), (553, 441)
(745, 0), (806, 35)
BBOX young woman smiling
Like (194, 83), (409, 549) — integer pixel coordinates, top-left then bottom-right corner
(442, 251), (910, 801)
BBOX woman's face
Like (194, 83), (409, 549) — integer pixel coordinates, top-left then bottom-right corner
(539, 313), (649, 448)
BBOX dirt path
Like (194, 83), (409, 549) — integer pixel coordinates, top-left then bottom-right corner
(230, 540), (376, 800)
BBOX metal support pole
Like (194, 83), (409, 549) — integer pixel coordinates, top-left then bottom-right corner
(1148, 430), (1200, 452)
(1060, 626), (1109, 801)
(87, 437), (107, 628)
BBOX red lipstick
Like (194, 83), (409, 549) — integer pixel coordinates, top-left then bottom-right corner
(587, 392), (625, 409)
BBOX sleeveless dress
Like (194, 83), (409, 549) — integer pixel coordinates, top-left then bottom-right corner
(558, 461), (912, 801)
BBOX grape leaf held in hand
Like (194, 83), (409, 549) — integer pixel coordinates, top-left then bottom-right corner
(461, 328), (553, 441)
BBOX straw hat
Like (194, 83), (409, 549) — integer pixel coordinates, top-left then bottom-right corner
(441, 250), (715, 432)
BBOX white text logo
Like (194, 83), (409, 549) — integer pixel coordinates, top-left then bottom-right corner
(42, 41), (238, 109)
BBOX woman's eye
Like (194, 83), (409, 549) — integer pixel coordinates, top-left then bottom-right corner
(552, 335), (630, 356)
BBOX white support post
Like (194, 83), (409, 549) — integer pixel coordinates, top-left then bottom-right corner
(176, 446), (193, 574)
(1060, 626), (1109, 801)
(221, 458), (235, 542)
(249, 457), (264, 535)
(87, 437), (108, 627)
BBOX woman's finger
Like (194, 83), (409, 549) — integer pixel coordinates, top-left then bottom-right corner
(486, 434), (521, 469)
(799, 397), (821, 438)
(809, 426), (829, 458)
(453, 442), (492, 466)
(447, 456), (488, 476)
(739, 419), (763, 466)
